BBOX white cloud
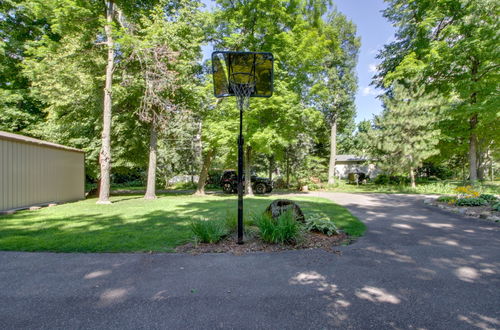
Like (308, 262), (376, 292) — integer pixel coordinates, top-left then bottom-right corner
(362, 86), (382, 97)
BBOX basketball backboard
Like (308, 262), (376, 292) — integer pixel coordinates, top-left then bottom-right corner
(212, 51), (274, 98)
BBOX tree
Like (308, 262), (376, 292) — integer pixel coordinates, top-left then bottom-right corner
(377, 0), (500, 182)
(211, 0), (334, 193)
(131, 0), (204, 199)
(0, 0), (45, 134)
(96, 0), (115, 204)
(369, 81), (442, 188)
(310, 10), (360, 185)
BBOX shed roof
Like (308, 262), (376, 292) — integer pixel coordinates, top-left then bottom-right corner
(0, 131), (84, 153)
(335, 154), (369, 162)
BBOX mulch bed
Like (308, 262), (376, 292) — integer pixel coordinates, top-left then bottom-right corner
(175, 231), (351, 255)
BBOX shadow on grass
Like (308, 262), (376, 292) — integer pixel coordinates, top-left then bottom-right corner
(0, 210), (192, 253)
(0, 195), (363, 252)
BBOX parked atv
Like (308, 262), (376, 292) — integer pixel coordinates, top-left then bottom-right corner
(220, 170), (273, 194)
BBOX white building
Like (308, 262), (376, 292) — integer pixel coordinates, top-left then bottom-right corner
(335, 155), (380, 179)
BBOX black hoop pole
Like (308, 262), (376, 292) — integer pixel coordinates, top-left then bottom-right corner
(237, 98), (244, 244)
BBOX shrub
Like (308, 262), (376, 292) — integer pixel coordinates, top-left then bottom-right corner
(374, 174), (390, 185)
(307, 183), (321, 191)
(492, 202), (500, 212)
(455, 197), (488, 207)
(305, 214), (338, 236)
(437, 196), (457, 204)
(190, 219), (229, 243)
(373, 174), (409, 185)
(479, 194), (498, 203)
(256, 211), (302, 244)
(224, 212), (255, 232)
(454, 185), (480, 198)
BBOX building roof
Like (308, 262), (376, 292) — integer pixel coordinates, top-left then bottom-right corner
(335, 154), (369, 162)
(0, 131), (84, 153)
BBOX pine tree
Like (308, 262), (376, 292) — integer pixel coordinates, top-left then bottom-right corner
(370, 81), (442, 188)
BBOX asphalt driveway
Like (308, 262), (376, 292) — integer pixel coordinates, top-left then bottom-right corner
(0, 193), (499, 329)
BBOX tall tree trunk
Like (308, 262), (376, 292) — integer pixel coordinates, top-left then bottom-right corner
(328, 119), (337, 185)
(468, 114), (478, 182)
(97, 0), (114, 205)
(268, 155), (274, 181)
(144, 123), (158, 199)
(245, 145), (253, 195)
(410, 166), (416, 188)
(286, 149), (290, 189)
(195, 148), (214, 196)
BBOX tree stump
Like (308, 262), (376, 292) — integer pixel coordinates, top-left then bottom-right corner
(265, 199), (305, 223)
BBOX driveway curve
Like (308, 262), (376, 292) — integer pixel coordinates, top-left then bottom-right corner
(0, 192), (499, 329)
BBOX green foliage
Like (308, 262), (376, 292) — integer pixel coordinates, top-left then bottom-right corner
(479, 194), (498, 204)
(190, 219), (228, 244)
(305, 214), (338, 236)
(256, 211), (302, 245)
(367, 80), (442, 184)
(455, 198), (488, 207)
(223, 212), (255, 232)
(492, 203), (500, 212)
(377, 0), (500, 180)
(373, 174), (409, 185)
(437, 196), (456, 204)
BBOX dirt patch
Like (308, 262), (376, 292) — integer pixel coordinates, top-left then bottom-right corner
(175, 231), (351, 255)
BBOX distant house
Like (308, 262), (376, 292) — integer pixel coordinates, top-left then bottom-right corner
(335, 155), (380, 179)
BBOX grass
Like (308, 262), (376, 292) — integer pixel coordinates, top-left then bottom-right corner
(320, 180), (500, 195)
(0, 194), (364, 253)
(256, 211), (302, 244)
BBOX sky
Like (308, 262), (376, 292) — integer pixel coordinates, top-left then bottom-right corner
(201, 0), (395, 124)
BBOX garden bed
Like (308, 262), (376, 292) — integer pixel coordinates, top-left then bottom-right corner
(176, 231), (350, 255)
(425, 200), (500, 222)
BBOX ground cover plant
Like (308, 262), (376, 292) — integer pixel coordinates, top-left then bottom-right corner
(430, 185), (500, 221)
(0, 194), (364, 252)
(305, 214), (339, 236)
(320, 180), (499, 195)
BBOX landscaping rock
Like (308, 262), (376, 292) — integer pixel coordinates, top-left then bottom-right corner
(479, 212), (491, 219)
(465, 210), (477, 217)
(265, 199), (305, 223)
(423, 199), (434, 205)
(29, 206), (41, 211)
(48, 203), (58, 207)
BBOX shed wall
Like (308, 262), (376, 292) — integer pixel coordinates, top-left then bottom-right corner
(0, 137), (84, 211)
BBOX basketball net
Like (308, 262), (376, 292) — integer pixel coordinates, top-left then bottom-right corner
(229, 73), (255, 110)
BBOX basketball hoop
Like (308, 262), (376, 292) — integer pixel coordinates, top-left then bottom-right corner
(211, 51), (274, 244)
(230, 72), (256, 110)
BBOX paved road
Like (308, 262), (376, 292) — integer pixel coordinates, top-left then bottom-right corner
(1, 193), (499, 329)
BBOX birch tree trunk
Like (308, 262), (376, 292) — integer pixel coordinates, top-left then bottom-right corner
(327, 119), (337, 185)
(268, 155), (274, 181)
(144, 123), (158, 199)
(468, 114), (478, 182)
(245, 145), (254, 195)
(410, 166), (416, 188)
(286, 149), (290, 188)
(97, 0), (114, 205)
(195, 148), (214, 195)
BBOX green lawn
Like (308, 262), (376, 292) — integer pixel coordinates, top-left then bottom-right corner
(320, 180), (500, 195)
(0, 194), (364, 253)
